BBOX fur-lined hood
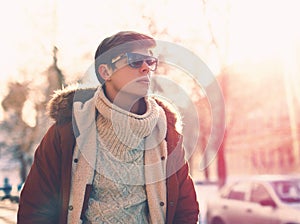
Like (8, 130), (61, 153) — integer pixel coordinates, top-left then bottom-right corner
(47, 86), (180, 131)
(47, 86), (96, 125)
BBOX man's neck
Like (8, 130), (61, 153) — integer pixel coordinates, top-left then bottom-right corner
(103, 86), (147, 115)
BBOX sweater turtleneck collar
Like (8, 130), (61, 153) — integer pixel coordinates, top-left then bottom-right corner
(93, 86), (167, 160)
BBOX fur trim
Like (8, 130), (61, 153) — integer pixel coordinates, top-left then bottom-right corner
(155, 99), (181, 133)
(47, 85), (96, 125)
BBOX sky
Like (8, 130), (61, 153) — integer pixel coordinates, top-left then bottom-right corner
(1, 0), (300, 76)
(0, 0), (300, 116)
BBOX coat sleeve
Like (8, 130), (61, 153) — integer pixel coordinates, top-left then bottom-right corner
(166, 135), (200, 224)
(173, 160), (199, 224)
(161, 102), (200, 224)
(17, 124), (62, 224)
(167, 132), (199, 224)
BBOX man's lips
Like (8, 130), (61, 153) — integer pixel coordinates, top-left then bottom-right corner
(136, 77), (150, 84)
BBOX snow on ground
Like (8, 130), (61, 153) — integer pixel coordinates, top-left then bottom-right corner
(0, 200), (18, 224)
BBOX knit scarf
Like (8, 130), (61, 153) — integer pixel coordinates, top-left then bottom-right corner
(94, 86), (166, 163)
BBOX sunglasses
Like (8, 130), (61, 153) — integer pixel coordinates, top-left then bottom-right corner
(111, 52), (158, 71)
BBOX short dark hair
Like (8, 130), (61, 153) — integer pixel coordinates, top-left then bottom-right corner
(94, 31), (156, 84)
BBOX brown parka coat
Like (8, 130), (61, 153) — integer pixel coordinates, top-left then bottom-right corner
(17, 88), (199, 224)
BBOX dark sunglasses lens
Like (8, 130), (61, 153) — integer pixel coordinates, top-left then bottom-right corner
(129, 60), (144, 68)
(145, 58), (157, 70)
(128, 53), (143, 68)
(128, 53), (157, 70)
(145, 58), (156, 66)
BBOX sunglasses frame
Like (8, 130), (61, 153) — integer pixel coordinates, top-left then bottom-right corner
(111, 52), (158, 71)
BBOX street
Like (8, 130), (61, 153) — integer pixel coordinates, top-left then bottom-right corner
(195, 182), (219, 224)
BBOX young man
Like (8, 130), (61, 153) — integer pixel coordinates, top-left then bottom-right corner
(17, 31), (199, 224)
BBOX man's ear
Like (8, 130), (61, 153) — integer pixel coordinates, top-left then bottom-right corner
(98, 64), (112, 81)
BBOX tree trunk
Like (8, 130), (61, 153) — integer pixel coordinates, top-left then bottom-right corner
(217, 130), (227, 188)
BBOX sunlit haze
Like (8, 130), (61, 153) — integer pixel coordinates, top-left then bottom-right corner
(1, 0), (300, 120)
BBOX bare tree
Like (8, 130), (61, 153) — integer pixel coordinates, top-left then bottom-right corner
(0, 47), (64, 182)
(1, 82), (33, 182)
(201, 0), (231, 187)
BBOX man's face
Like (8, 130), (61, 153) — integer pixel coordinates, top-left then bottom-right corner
(105, 48), (157, 100)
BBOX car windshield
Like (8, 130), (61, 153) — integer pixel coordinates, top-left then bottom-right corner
(271, 179), (300, 203)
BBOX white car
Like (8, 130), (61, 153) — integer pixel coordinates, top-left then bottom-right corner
(206, 175), (300, 224)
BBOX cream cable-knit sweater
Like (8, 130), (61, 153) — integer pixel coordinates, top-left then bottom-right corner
(67, 86), (168, 224)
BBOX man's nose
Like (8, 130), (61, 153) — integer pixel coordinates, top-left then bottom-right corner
(139, 61), (150, 75)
